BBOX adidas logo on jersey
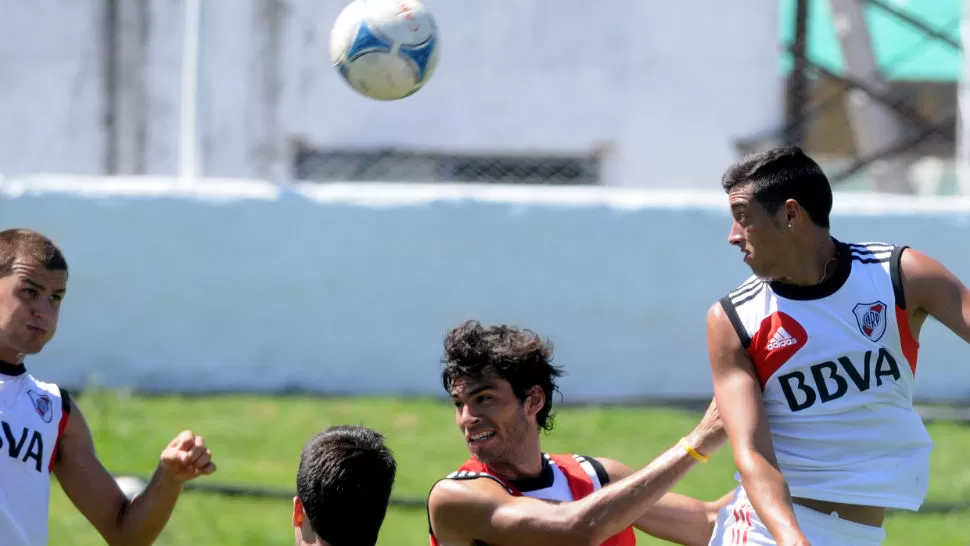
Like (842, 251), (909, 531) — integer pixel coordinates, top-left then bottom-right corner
(766, 327), (797, 350)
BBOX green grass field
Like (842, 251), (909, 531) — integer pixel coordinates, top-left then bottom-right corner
(48, 389), (970, 545)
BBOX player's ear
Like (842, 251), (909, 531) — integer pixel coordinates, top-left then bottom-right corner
(292, 496), (304, 528)
(783, 199), (800, 227)
(525, 386), (545, 418)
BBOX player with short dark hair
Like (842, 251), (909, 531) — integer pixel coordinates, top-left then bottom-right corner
(707, 147), (970, 545)
(0, 228), (217, 546)
(292, 425), (397, 546)
(720, 146), (834, 230)
(428, 320), (733, 546)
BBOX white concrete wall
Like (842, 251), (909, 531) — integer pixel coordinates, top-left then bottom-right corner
(283, 0), (783, 188)
(0, 0), (783, 187)
(0, 0), (106, 176)
(1, 175), (968, 403)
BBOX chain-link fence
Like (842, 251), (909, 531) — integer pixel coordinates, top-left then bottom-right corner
(288, 0), (965, 194)
(739, 0), (964, 195)
(293, 147), (602, 185)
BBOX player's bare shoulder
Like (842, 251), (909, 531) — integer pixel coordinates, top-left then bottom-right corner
(896, 244), (954, 304)
(895, 244), (970, 343)
(706, 299), (745, 353)
(52, 392), (92, 472)
(428, 477), (510, 546)
(707, 300), (728, 326)
(429, 475), (511, 512)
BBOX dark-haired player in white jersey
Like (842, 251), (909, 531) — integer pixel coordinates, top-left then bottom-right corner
(705, 147), (970, 546)
(0, 228), (217, 546)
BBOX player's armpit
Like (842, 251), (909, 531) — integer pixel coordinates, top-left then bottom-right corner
(710, 488), (736, 513)
(427, 478), (592, 546)
(706, 303), (809, 546)
(595, 456), (718, 546)
(900, 247), (970, 344)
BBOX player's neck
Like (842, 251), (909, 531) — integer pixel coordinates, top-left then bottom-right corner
(483, 437), (544, 480)
(295, 528), (329, 546)
(778, 232), (837, 286)
(0, 347), (25, 369)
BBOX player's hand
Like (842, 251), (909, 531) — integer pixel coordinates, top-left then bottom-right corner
(159, 430), (217, 482)
(687, 397), (727, 456)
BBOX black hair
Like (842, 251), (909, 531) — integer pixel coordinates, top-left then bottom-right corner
(721, 146), (833, 228)
(441, 320), (564, 431)
(296, 425), (396, 546)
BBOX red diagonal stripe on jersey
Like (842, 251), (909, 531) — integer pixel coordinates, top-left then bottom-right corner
(746, 311), (809, 389)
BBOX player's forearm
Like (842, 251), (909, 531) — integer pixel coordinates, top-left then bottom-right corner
(566, 439), (706, 544)
(113, 465), (184, 546)
(634, 493), (717, 546)
(737, 455), (807, 546)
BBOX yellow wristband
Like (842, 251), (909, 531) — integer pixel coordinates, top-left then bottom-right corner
(679, 437), (710, 463)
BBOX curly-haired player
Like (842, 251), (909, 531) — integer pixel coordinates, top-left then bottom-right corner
(427, 320), (733, 546)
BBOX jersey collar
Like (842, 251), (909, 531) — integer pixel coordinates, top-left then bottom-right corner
(770, 238), (852, 301)
(507, 454), (555, 492)
(0, 360), (26, 377)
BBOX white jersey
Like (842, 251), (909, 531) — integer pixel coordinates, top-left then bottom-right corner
(0, 363), (71, 546)
(718, 240), (932, 511)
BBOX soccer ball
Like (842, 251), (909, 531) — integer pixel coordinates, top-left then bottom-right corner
(330, 0), (440, 101)
(114, 475), (146, 499)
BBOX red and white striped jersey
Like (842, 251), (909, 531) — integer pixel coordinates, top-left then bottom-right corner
(428, 452), (636, 546)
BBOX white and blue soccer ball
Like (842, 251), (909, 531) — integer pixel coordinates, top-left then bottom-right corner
(330, 0), (440, 101)
(114, 475), (146, 499)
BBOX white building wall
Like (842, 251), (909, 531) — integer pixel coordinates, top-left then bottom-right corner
(0, 0), (783, 188)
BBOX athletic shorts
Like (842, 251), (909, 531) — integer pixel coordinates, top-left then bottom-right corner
(707, 485), (887, 546)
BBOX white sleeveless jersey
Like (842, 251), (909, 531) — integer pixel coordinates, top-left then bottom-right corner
(0, 364), (71, 546)
(719, 240), (932, 511)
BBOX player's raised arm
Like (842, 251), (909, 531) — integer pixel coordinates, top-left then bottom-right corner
(707, 302), (810, 546)
(429, 320), (728, 546)
(53, 398), (215, 546)
(428, 441), (717, 546)
(428, 411), (724, 546)
(898, 247), (970, 344)
(596, 452), (734, 546)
